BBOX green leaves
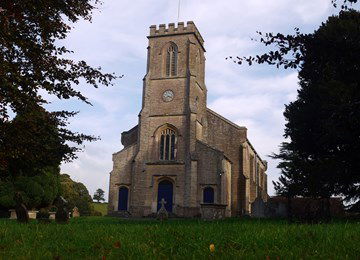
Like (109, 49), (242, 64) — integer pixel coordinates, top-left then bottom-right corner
(0, 167), (61, 209)
(60, 174), (94, 216)
(272, 10), (360, 203)
(0, 0), (117, 180)
(93, 189), (105, 203)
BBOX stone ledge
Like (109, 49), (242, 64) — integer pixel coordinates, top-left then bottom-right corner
(146, 160), (185, 165)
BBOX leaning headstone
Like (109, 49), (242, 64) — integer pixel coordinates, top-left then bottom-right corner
(156, 198), (168, 221)
(14, 192), (29, 223)
(72, 207), (80, 218)
(55, 196), (69, 223)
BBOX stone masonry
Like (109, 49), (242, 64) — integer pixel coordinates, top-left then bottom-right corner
(108, 21), (268, 217)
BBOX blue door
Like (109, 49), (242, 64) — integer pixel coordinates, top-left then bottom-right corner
(203, 187), (214, 204)
(118, 187), (129, 211)
(157, 180), (173, 212)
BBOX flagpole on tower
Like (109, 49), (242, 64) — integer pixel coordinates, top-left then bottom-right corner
(177, 0), (181, 22)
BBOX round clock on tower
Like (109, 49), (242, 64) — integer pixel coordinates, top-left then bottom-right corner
(162, 90), (174, 102)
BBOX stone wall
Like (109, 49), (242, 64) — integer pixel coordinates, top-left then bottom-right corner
(204, 109), (246, 215)
(121, 125), (138, 148)
(108, 144), (137, 214)
(265, 197), (345, 219)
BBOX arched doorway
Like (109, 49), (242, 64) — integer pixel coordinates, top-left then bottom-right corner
(203, 187), (214, 204)
(157, 180), (173, 212)
(118, 187), (129, 211)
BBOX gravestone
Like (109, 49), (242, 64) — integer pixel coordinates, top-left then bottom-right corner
(156, 198), (168, 221)
(28, 210), (38, 219)
(72, 207), (80, 218)
(9, 209), (17, 219)
(49, 212), (56, 220)
(14, 192), (29, 223)
(251, 197), (266, 218)
(55, 196), (69, 223)
(200, 204), (227, 220)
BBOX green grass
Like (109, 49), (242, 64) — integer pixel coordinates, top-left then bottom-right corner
(0, 217), (359, 259)
(92, 202), (108, 216)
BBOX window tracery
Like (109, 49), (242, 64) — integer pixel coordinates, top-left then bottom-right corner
(159, 128), (176, 160)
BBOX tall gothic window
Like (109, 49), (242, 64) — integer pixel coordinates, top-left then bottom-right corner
(166, 44), (178, 77)
(160, 128), (176, 160)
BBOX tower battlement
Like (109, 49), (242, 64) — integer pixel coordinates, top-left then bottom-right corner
(149, 21), (204, 47)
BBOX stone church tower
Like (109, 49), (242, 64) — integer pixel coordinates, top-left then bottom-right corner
(108, 22), (268, 217)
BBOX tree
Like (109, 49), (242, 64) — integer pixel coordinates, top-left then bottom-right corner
(273, 10), (360, 203)
(0, 0), (117, 171)
(332, 0), (359, 9)
(231, 9), (360, 206)
(93, 189), (105, 203)
(0, 1), (118, 214)
(60, 174), (94, 216)
(0, 106), (80, 179)
(0, 107), (66, 211)
(0, 166), (61, 210)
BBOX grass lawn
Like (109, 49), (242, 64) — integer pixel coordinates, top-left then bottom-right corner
(92, 202), (108, 216)
(0, 217), (359, 259)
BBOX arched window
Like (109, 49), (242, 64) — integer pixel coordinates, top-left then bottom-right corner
(166, 44), (178, 77)
(203, 187), (214, 204)
(160, 128), (176, 160)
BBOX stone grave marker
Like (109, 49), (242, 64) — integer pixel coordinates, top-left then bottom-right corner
(72, 207), (80, 218)
(14, 192), (29, 223)
(9, 209), (17, 220)
(55, 196), (69, 223)
(157, 198), (168, 221)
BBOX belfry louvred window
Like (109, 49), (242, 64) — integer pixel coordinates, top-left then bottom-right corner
(160, 129), (176, 160)
(166, 44), (178, 77)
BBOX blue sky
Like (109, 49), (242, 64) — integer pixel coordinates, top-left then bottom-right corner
(56, 0), (350, 200)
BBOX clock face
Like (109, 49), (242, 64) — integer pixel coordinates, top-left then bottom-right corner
(162, 90), (174, 102)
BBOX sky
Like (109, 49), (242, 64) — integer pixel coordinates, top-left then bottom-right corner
(56, 0), (347, 201)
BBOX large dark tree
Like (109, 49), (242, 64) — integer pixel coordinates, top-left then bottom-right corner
(0, 1), (117, 212)
(231, 9), (360, 204)
(0, 0), (117, 169)
(276, 10), (360, 202)
(0, 107), (75, 210)
(0, 167), (61, 210)
(1, 106), (78, 178)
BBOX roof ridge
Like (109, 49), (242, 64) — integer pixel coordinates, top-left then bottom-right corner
(206, 108), (247, 130)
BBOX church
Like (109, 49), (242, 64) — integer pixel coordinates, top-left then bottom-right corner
(108, 21), (268, 217)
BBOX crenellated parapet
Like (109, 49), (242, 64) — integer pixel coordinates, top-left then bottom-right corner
(149, 21), (204, 48)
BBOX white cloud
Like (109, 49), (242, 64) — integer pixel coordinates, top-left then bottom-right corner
(58, 0), (339, 199)
(294, 0), (332, 23)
